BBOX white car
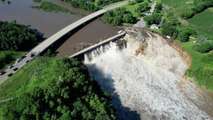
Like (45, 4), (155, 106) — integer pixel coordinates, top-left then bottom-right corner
(15, 59), (21, 64)
(8, 65), (14, 69)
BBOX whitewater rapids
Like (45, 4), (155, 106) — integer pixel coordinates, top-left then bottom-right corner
(84, 29), (213, 120)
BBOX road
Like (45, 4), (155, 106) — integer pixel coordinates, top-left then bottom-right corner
(0, 52), (34, 85)
(0, 1), (128, 85)
(133, 0), (157, 28)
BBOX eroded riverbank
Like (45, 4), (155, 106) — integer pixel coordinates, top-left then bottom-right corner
(84, 28), (213, 119)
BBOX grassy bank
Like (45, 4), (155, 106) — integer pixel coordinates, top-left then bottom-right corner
(188, 8), (213, 40)
(0, 57), (47, 99)
(160, 0), (213, 90)
(162, 0), (194, 15)
(124, 0), (152, 18)
(0, 57), (117, 119)
(178, 40), (213, 90)
(0, 51), (26, 72)
(33, 1), (72, 13)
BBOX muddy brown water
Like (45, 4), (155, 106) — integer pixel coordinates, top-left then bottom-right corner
(56, 19), (119, 57)
(0, 0), (118, 57)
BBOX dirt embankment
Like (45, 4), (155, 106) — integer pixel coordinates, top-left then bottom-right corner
(144, 29), (192, 68)
(166, 39), (192, 67)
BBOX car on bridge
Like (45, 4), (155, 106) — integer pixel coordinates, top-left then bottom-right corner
(13, 67), (18, 71)
(30, 53), (36, 57)
(8, 65), (14, 69)
(0, 71), (6, 76)
(21, 55), (27, 59)
(8, 73), (13, 77)
(15, 59), (21, 64)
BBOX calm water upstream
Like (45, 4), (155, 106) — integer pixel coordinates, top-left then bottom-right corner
(0, 0), (118, 56)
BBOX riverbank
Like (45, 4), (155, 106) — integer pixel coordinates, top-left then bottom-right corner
(142, 0), (213, 91)
(0, 0), (121, 57)
(84, 28), (213, 119)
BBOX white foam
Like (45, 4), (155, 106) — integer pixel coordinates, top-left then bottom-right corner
(84, 33), (212, 120)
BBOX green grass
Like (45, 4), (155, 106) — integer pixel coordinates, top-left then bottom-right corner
(0, 104), (3, 120)
(102, 0), (129, 8)
(162, 0), (194, 15)
(124, 0), (152, 18)
(33, 1), (72, 13)
(159, 0), (213, 90)
(0, 57), (49, 100)
(189, 8), (213, 40)
(156, 0), (162, 4)
(0, 51), (26, 72)
(178, 40), (213, 90)
(124, 3), (141, 17)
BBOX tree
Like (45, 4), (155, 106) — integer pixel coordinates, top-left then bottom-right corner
(177, 26), (197, 42)
(0, 52), (14, 69)
(64, 0), (123, 11)
(155, 3), (162, 13)
(103, 8), (136, 25)
(136, 2), (150, 13)
(122, 13), (137, 24)
(112, 16), (123, 25)
(0, 21), (41, 51)
(180, 10), (194, 19)
(135, 0), (144, 3)
(161, 23), (178, 38)
(166, 14), (180, 26)
(180, 0), (213, 19)
(178, 31), (190, 42)
(144, 12), (162, 25)
(193, 40), (213, 53)
(2, 58), (118, 120)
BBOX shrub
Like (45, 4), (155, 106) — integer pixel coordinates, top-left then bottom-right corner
(103, 8), (137, 26)
(181, 0), (213, 19)
(136, 2), (150, 13)
(135, 0), (144, 3)
(161, 23), (178, 38)
(0, 21), (40, 51)
(144, 12), (162, 25)
(180, 10), (194, 19)
(177, 26), (197, 42)
(193, 41), (213, 53)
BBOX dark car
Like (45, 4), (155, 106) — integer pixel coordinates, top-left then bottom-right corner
(30, 53), (35, 57)
(0, 71), (6, 75)
(13, 67), (18, 71)
(8, 73), (13, 77)
(16, 59), (21, 63)
(21, 55), (27, 59)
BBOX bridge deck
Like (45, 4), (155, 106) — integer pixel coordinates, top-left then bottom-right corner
(0, 1), (128, 84)
(31, 1), (128, 54)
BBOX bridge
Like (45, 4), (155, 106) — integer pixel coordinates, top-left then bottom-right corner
(31, 1), (128, 54)
(0, 1), (128, 84)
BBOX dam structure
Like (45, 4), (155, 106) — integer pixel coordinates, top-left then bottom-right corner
(70, 31), (126, 60)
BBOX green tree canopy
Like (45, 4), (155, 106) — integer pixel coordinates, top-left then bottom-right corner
(2, 58), (117, 120)
(0, 21), (41, 51)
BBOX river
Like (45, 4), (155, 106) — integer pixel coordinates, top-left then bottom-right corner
(84, 29), (213, 120)
(0, 0), (118, 56)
